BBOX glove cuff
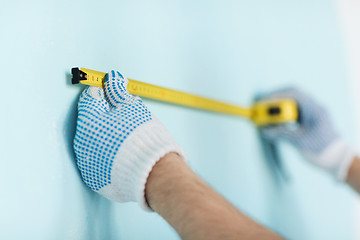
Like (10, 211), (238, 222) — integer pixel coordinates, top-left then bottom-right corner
(305, 139), (356, 181)
(333, 141), (357, 181)
(97, 117), (186, 211)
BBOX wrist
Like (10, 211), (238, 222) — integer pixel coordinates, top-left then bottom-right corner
(346, 156), (360, 193)
(145, 152), (189, 211)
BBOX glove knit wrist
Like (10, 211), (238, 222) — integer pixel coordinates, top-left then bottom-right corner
(304, 139), (356, 181)
(97, 117), (186, 211)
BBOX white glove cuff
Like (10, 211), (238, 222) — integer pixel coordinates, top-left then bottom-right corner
(305, 139), (356, 181)
(97, 117), (186, 211)
(333, 141), (357, 181)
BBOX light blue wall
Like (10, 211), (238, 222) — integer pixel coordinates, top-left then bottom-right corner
(1, 0), (358, 239)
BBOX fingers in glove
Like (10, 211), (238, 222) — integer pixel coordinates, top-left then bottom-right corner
(256, 87), (303, 101)
(104, 70), (138, 107)
(78, 86), (110, 114)
(261, 124), (299, 143)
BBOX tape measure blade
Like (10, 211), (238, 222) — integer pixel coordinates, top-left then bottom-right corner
(80, 68), (106, 88)
(77, 67), (253, 119)
(127, 79), (252, 118)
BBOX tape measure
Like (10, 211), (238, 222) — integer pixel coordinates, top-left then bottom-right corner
(71, 67), (298, 126)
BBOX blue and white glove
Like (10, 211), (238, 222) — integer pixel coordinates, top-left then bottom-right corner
(73, 70), (186, 211)
(260, 88), (356, 181)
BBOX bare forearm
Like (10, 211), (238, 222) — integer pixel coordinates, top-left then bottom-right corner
(346, 156), (360, 194)
(146, 153), (283, 240)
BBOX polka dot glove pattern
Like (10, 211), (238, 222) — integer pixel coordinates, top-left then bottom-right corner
(260, 88), (356, 181)
(74, 70), (186, 211)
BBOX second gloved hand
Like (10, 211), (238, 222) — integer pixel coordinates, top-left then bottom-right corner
(73, 70), (186, 211)
(260, 88), (356, 181)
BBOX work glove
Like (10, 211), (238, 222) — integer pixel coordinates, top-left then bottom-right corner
(260, 88), (356, 181)
(73, 70), (186, 211)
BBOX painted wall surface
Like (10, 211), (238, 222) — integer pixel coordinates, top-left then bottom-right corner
(1, 0), (358, 239)
(336, 0), (360, 238)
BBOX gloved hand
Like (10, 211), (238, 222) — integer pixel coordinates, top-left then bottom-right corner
(73, 70), (186, 211)
(260, 88), (356, 181)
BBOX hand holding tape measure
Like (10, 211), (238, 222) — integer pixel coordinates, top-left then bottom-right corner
(71, 69), (299, 210)
(71, 67), (298, 126)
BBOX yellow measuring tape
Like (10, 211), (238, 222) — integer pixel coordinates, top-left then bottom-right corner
(71, 67), (298, 126)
